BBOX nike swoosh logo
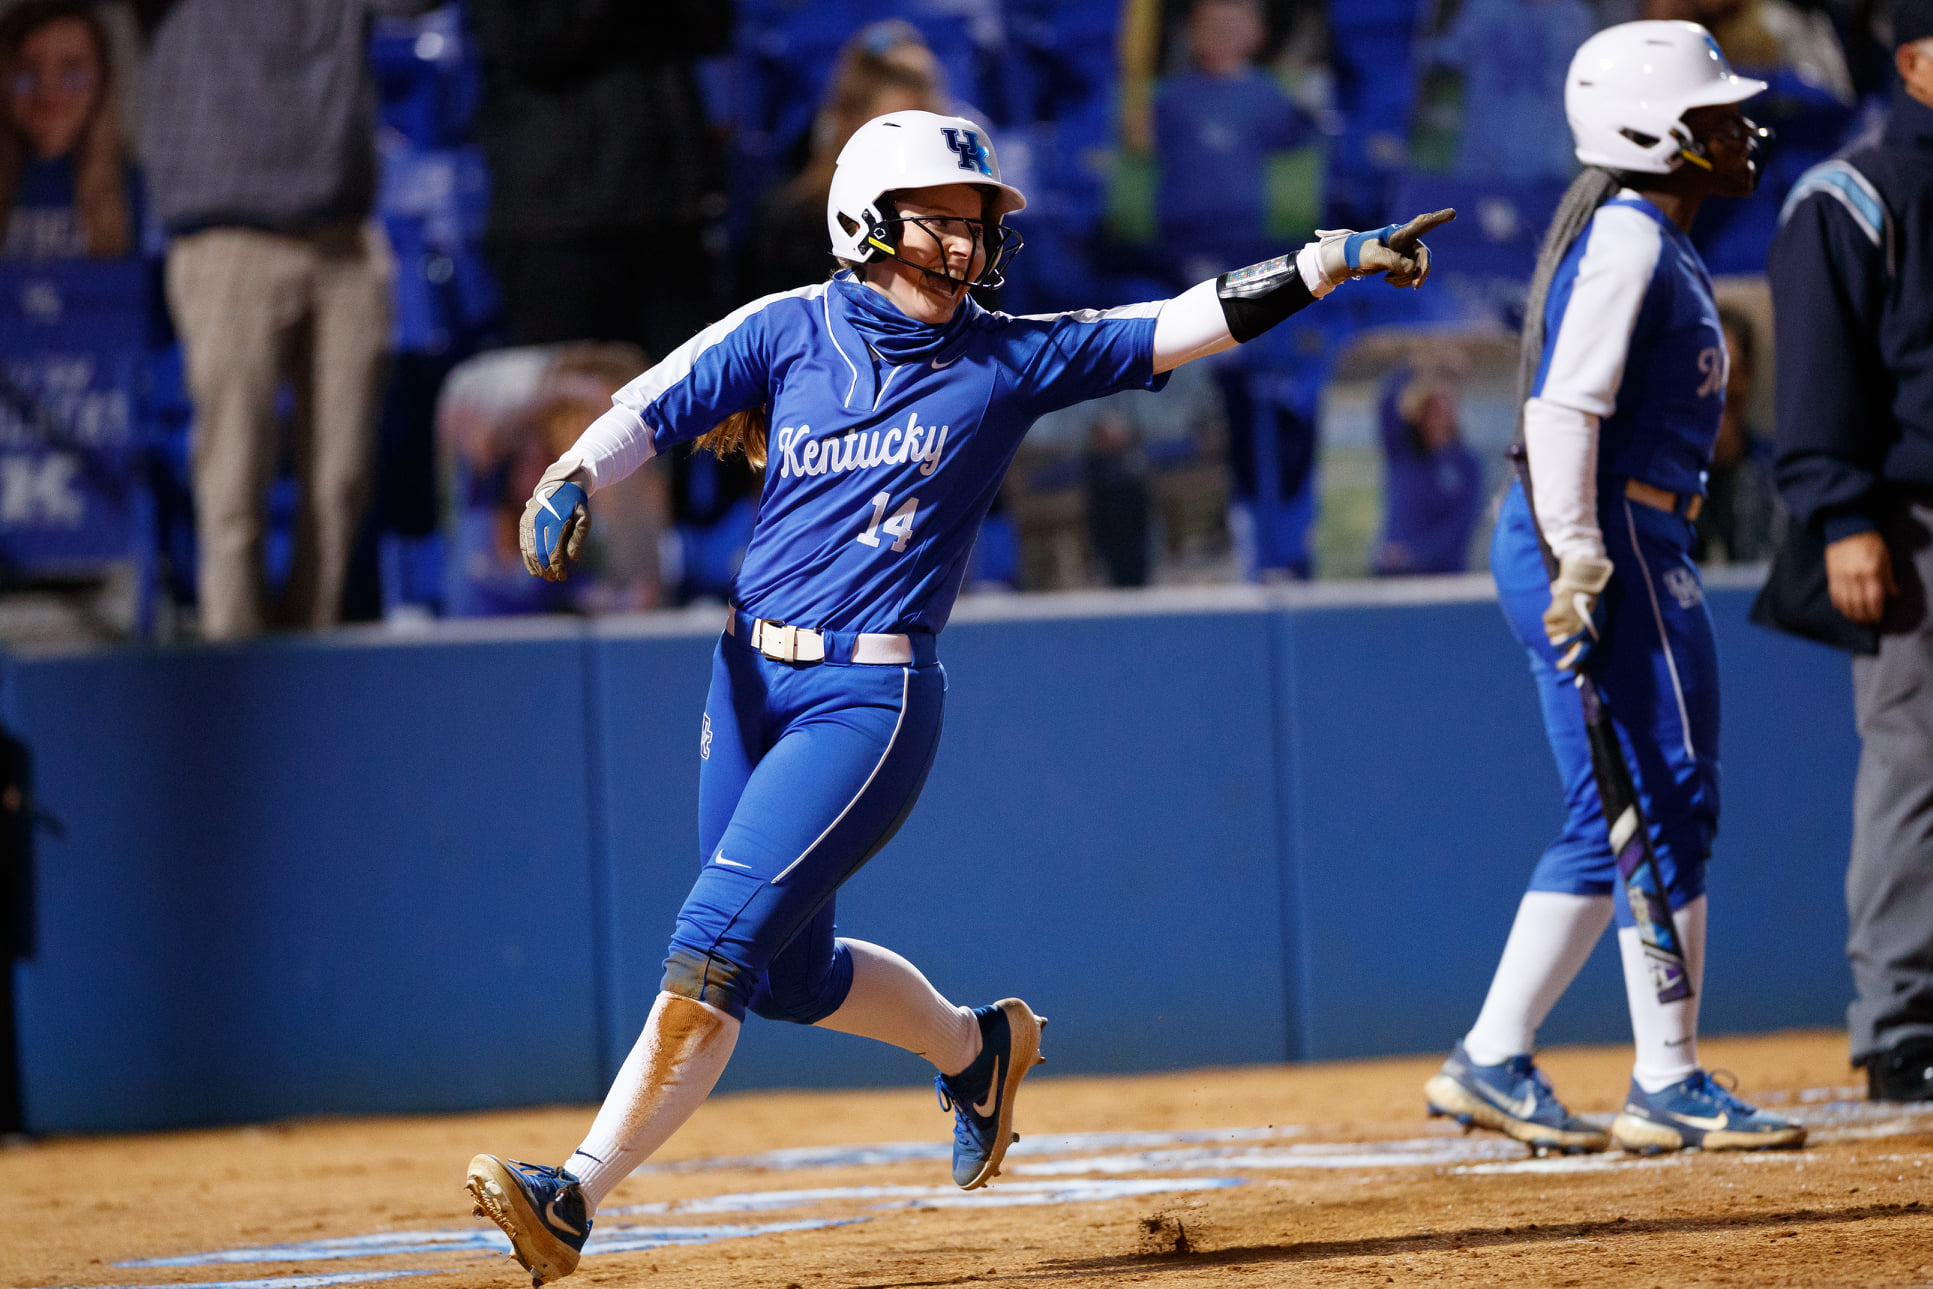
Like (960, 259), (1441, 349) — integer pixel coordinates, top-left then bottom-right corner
(540, 494), (563, 519)
(932, 355), (960, 370)
(714, 856), (752, 870)
(543, 1197), (583, 1237)
(1477, 1085), (1539, 1120)
(1664, 1111), (1730, 1131)
(971, 1056), (1001, 1117)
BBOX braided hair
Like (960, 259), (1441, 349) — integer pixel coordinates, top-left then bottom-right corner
(1514, 167), (1620, 440)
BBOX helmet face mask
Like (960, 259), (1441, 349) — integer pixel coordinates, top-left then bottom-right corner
(862, 197), (1026, 290)
(828, 109), (1028, 289)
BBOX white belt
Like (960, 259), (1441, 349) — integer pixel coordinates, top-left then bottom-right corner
(725, 612), (915, 665)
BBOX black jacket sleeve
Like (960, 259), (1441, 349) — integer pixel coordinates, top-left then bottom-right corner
(1768, 181), (1891, 542)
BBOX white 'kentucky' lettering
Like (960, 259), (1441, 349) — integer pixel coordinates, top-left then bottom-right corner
(773, 412), (951, 481)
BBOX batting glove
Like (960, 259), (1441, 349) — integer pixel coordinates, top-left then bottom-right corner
(1543, 554), (1614, 673)
(1313, 208), (1456, 290)
(519, 458), (592, 582)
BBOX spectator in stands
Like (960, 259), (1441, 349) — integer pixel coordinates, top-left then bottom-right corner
(1432, 0), (1597, 183)
(1645, 0), (1856, 105)
(0, 0), (137, 260)
(1154, 0), (1313, 283)
(1156, 0), (1320, 581)
(469, 0), (731, 360)
(1693, 307), (1781, 563)
(143, 0), (435, 640)
(740, 21), (947, 305)
(1371, 364), (1485, 576)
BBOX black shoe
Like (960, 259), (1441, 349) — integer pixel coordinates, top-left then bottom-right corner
(1867, 1039), (1933, 1102)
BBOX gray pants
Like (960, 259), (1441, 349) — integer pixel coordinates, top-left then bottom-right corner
(166, 223), (392, 640)
(1848, 498), (1933, 1063)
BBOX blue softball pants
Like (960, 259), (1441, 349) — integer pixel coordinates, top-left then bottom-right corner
(1492, 479), (1719, 925)
(661, 627), (946, 1022)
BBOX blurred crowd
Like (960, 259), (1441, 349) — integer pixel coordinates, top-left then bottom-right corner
(0, 0), (1904, 638)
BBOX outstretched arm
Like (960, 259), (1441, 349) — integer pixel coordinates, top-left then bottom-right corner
(1152, 210), (1455, 374)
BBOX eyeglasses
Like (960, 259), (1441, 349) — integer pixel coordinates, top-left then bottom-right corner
(8, 67), (97, 96)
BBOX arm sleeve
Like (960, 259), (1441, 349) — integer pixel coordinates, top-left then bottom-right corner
(561, 290), (786, 493)
(1769, 170), (1889, 541)
(1151, 244), (1332, 372)
(1524, 398), (1604, 562)
(1152, 281), (1239, 371)
(1524, 204), (1659, 562)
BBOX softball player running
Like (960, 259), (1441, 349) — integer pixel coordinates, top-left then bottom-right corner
(463, 109), (1448, 1283)
(1423, 22), (1804, 1155)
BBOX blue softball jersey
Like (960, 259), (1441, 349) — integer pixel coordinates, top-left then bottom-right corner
(603, 273), (1168, 635)
(1532, 193), (1728, 499)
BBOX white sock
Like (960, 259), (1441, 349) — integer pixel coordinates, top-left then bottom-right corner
(565, 992), (740, 1212)
(1622, 894), (1707, 1092)
(814, 938), (983, 1076)
(1462, 891), (1615, 1065)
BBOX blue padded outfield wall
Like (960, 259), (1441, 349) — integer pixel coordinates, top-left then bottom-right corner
(2, 577), (1860, 1133)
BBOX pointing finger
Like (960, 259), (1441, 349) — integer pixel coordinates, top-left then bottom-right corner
(1386, 208), (1457, 253)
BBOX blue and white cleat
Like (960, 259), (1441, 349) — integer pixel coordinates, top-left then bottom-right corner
(1424, 1042), (1609, 1154)
(466, 1154), (592, 1285)
(935, 998), (1046, 1189)
(1610, 1069), (1807, 1152)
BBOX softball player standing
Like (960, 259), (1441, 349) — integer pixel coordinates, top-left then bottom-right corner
(1423, 22), (1805, 1155)
(465, 109), (1450, 1283)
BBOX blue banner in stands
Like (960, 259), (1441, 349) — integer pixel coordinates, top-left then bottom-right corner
(0, 260), (149, 569)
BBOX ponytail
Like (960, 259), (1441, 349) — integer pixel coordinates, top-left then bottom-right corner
(1515, 167), (1619, 439)
(695, 405), (769, 470)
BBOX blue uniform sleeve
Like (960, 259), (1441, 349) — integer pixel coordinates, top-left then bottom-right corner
(614, 289), (802, 453)
(1769, 165), (1890, 542)
(1006, 305), (1172, 417)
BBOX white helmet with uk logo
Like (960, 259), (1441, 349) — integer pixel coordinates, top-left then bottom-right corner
(826, 109), (1029, 287)
(1564, 20), (1767, 175)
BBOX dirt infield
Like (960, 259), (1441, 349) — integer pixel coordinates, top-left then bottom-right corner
(6, 1029), (1932, 1289)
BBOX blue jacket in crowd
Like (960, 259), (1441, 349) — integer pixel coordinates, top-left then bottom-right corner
(1770, 93), (1933, 541)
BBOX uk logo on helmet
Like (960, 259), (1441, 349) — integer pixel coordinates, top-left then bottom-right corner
(940, 127), (993, 177)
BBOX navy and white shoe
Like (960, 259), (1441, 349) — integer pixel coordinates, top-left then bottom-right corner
(934, 998), (1046, 1189)
(1610, 1069), (1807, 1152)
(466, 1154), (593, 1284)
(1424, 1042), (1609, 1154)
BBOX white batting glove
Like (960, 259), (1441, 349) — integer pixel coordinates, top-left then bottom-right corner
(519, 457), (593, 581)
(1311, 208), (1456, 290)
(1543, 554), (1615, 673)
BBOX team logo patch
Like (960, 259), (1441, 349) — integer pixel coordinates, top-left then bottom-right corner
(1662, 566), (1703, 610)
(940, 127), (994, 176)
(700, 712), (713, 760)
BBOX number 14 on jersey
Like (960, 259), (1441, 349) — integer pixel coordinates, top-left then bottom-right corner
(856, 491), (919, 552)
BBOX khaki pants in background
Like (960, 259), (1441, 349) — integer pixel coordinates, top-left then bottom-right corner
(166, 223), (393, 640)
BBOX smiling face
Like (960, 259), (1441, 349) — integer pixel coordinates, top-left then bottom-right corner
(8, 15), (102, 161)
(865, 181), (996, 324)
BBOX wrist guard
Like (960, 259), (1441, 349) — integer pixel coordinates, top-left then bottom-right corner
(1216, 254), (1317, 345)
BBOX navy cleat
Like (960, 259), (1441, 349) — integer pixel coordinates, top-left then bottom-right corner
(1424, 1042), (1609, 1154)
(935, 998), (1046, 1189)
(1610, 1069), (1807, 1153)
(466, 1154), (592, 1285)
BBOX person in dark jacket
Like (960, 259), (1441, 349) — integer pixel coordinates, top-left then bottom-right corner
(468, 0), (731, 360)
(1768, 0), (1933, 1102)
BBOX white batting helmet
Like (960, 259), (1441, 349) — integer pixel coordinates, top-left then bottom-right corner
(826, 110), (1028, 267)
(1565, 21), (1767, 174)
